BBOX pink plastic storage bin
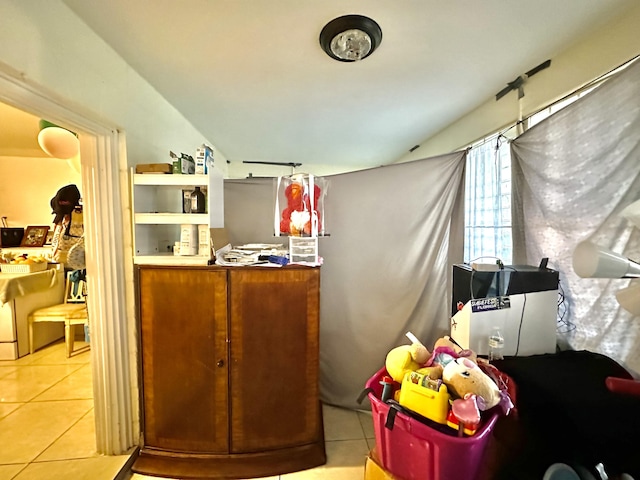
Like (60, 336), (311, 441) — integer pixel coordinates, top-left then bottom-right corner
(366, 366), (499, 480)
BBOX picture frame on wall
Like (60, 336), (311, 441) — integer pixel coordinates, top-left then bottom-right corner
(44, 230), (54, 246)
(21, 226), (50, 247)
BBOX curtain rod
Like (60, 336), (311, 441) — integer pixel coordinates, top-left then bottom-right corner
(468, 54), (640, 150)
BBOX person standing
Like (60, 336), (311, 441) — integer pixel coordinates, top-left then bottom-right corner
(50, 184), (83, 267)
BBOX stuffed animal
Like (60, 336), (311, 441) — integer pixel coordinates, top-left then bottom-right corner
(442, 357), (501, 410)
(423, 335), (477, 379)
(384, 332), (444, 383)
(279, 178), (323, 236)
(434, 336), (477, 363)
(385, 342), (430, 383)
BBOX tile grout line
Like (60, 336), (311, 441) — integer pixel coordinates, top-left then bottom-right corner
(0, 402), (27, 424)
(26, 362), (89, 403)
(0, 343), (95, 473)
(8, 463), (29, 480)
(28, 393), (94, 465)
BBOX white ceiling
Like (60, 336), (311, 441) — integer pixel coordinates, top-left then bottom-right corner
(4, 1), (636, 168)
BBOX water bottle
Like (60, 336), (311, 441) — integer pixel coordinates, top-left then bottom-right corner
(488, 326), (504, 362)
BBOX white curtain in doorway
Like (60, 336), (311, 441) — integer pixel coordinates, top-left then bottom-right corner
(510, 58), (640, 374)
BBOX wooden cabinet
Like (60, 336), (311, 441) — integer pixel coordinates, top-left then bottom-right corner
(133, 265), (325, 479)
(135, 267), (229, 454)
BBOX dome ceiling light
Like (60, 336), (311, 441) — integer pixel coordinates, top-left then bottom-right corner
(319, 15), (382, 62)
(37, 119), (79, 159)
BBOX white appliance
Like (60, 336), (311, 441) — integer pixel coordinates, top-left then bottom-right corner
(451, 291), (558, 356)
(449, 263), (559, 357)
(0, 268), (65, 359)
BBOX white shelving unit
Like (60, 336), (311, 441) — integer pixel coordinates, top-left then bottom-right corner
(131, 170), (224, 265)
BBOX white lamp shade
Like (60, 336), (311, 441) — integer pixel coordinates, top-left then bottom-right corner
(572, 240), (640, 278)
(37, 125), (79, 159)
(616, 282), (640, 316)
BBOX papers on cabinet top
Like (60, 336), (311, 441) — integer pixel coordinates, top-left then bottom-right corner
(214, 244), (288, 267)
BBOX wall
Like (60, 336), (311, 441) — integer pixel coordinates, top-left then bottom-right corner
(0, 1), (229, 176)
(0, 1), (233, 453)
(0, 156), (81, 229)
(395, 3), (640, 161)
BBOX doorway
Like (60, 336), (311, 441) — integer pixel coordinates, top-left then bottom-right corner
(0, 68), (137, 456)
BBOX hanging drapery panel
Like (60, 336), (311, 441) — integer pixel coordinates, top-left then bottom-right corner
(223, 152), (466, 410)
(319, 151), (466, 408)
(511, 59), (640, 374)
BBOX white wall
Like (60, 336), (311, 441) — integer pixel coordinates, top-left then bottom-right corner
(0, 2), (232, 452)
(0, 1), (229, 176)
(0, 156), (82, 228)
(395, 3), (640, 161)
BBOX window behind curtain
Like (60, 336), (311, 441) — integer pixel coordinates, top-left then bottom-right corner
(463, 61), (628, 266)
(464, 136), (513, 264)
(527, 87), (595, 128)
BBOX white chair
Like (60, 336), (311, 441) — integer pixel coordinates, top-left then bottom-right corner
(28, 271), (89, 357)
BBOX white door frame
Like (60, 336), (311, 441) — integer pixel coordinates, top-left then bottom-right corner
(0, 64), (138, 455)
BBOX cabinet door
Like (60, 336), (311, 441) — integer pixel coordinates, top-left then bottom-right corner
(228, 268), (321, 453)
(138, 266), (228, 453)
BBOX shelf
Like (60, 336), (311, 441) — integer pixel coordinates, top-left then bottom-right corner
(134, 253), (212, 266)
(134, 213), (209, 225)
(131, 167), (224, 266)
(133, 174), (208, 186)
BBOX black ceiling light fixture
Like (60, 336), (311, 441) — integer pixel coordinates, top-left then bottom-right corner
(319, 14), (382, 62)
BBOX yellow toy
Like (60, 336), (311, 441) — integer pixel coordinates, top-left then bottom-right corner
(398, 371), (450, 424)
(384, 332), (440, 383)
(383, 334), (512, 432)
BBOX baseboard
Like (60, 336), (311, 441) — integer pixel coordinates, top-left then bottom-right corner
(114, 446), (140, 480)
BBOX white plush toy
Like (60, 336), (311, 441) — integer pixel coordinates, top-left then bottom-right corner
(442, 357), (501, 410)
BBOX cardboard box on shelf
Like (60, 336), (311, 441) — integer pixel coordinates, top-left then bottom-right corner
(209, 228), (230, 259)
(195, 144), (214, 174)
(179, 225), (198, 256)
(172, 154), (195, 175)
(135, 163), (173, 174)
(198, 225), (210, 257)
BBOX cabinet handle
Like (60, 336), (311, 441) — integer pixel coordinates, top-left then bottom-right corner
(217, 359), (225, 368)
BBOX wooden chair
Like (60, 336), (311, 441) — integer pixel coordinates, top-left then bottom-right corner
(28, 271), (89, 357)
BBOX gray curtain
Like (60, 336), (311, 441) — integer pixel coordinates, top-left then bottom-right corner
(224, 151), (467, 409)
(224, 178), (277, 246)
(511, 58), (640, 374)
(320, 152), (466, 408)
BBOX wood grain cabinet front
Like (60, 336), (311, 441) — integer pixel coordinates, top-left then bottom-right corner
(133, 265), (325, 479)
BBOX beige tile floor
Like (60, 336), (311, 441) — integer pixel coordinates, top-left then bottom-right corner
(0, 339), (131, 480)
(1, 339), (376, 480)
(126, 403), (376, 480)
